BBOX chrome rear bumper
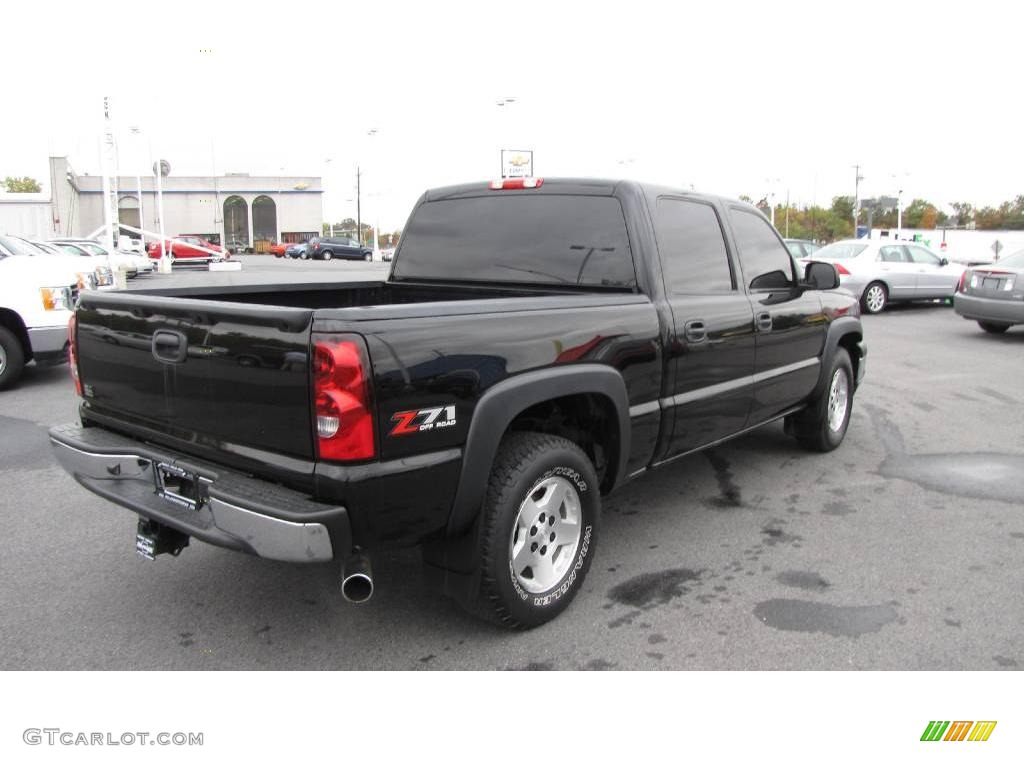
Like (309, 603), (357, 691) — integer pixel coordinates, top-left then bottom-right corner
(49, 423), (344, 563)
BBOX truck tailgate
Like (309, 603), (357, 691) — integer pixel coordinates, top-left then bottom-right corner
(75, 292), (315, 460)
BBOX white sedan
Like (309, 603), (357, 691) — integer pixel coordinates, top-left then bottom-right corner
(805, 239), (966, 314)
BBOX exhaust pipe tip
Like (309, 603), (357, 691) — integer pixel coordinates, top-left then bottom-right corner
(341, 553), (373, 604)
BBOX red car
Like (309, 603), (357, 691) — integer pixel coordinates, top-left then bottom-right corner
(147, 235), (226, 261)
(270, 243), (289, 258)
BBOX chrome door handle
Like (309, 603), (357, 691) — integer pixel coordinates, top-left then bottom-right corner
(756, 311), (772, 332)
(683, 320), (707, 344)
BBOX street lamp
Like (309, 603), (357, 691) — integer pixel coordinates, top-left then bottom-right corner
(128, 127), (146, 249)
(324, 158), (332, 236)
(765, 177), (781, 227)
(891, 172), (910, 239)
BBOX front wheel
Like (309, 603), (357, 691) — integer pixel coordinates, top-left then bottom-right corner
(364, 252), (372, 261)
(790, 348), (854, 452)
(0, 326), (27, 391)
(469, 432), (600, 629)
(861, 281), (888, 314)
(978, 321), (1010, 334)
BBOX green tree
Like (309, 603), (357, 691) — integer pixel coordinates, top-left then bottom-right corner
(949, 201), (974, 226)
(901, 199), (939, 229)
(975, 206), (1002, 229)
(3, 176), (41, 192)
(831, 196), (854, 221)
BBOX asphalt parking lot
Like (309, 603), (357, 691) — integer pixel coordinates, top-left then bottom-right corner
(2, 256), (1022, 670)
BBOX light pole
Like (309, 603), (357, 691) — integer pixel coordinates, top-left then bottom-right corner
(852, 164), (864, 237)
(129, 127), (145, 250)
(764, 177), (780, 227)
(495, 97), (519, 176)
(891, 172), (909, 239)
(324, 158), (332, 236)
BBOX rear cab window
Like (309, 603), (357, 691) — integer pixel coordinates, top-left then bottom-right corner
(392, 194), (637, 289)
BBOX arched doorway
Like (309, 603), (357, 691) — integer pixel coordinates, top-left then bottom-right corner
(118, 195), (140, 232)
(223, 196), (249, 249)
(252, 196), (277, 243)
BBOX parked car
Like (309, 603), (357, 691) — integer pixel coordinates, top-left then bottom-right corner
(805, 238), (965, 314)
(31, 240), (114, 289)
(0, 238), (80, 389)
(52, 238), (152, 277)
(954, 249), (1024, 333)
(307, 236), (373, 261)
(784, 239), (821, 259)
(285, 242), (309, 259)
(147, 235), (226, 262)
(225, 238), (248, 255)
(270, 243), (290, 258)
(50, 177), (866, 628)
(1, 236), (99, 291)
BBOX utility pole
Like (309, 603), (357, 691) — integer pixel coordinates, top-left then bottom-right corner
(853, 164), (864, 238)
(356, 166), (361, 247)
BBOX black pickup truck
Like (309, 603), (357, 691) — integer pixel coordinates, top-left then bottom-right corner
(51, 178), (866, 628)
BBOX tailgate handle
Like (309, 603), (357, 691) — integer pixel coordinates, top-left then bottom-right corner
(152, 330), (188, 364)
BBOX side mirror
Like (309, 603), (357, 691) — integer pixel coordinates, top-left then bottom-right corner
(803, 261), (840, 290)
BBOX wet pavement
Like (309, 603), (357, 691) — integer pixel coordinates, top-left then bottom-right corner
(1, 274), (1022, 670)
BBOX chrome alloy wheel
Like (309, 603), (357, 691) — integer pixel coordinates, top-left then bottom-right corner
(0, 344), (6, 376)
(865, 284), (886, 313)
(509, 476), (583, 594)
(827, 368), (850, 433)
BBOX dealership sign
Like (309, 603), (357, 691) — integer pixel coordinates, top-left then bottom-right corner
(501, 150), (533, 179)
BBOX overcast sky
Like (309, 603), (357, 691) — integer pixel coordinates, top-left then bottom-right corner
(4, 0), (1022, 232)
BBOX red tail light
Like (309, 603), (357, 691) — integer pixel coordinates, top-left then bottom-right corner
(68, 314), (82, 396)
(958, 269), (971, 292)
(488, 177), (543, 190)
(312, 335), (375, 462)
(834, 263), (851, 276)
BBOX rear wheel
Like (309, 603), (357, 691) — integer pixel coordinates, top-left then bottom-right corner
(322, 250), (333, 261)
(790, 349), (853, 452)
(0, 326), (26, 391)
(978, 321), (1010, 334)
(861, 282), (888, 314)
(468, 432), (600, 629)
(364, 252), (372, 261)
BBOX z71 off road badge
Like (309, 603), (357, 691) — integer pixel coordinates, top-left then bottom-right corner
(389, 405), (457, 436)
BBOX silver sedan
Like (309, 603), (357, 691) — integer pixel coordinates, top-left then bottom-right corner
(954, 249), (1024, 333)
(805, 239), (966, 314)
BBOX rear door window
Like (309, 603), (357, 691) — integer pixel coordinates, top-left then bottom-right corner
(656, 198), (734, 293)
(394, 194), (636, 288)
(878, 245), (909, 263)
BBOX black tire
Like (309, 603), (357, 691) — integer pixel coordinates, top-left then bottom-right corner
(300, 252), (309, 260)
(0, 325), (27, 391)
(791, 348), (854, 452)
(469, 431), (600, 629)
(861, 281), (888, 314)
(978, 321), (1010, 334)
(322, 250), (333, 261)
(364, 252), (372, 261)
